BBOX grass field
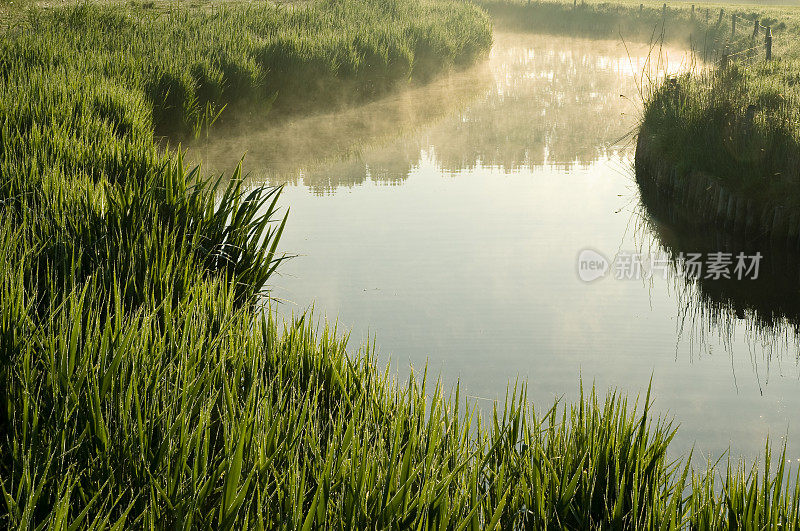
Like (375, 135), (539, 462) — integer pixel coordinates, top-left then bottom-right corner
(3, 0), (800, 527)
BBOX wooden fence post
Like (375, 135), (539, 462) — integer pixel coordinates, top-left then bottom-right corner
(717, 8), (724, 25)
(721, 45), (729, 68)
(662, 3), (667, 17)
(640, 3), (643, 14)
(691, 4), (695, 21)
(731, 14), (736, 36)
(765, 25), (772, 60)
(753, 18), (759, 38)
(705, 8), (709, 25)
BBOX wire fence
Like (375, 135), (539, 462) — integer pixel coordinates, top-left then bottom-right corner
(691, 7), (777, 68)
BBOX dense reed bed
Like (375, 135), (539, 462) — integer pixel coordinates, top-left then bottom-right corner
(2, 0), (800, 527)
(3, 0), (492, 137)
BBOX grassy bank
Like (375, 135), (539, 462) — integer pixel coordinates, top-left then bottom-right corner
(2, 0), (492, 137)
(641, 55), (800, 212)
(0, 0), (493, 526)
(633, 0), (800, 239)
(3, 0), (800, 527)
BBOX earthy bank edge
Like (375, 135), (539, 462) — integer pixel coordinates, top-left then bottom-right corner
(636, 127), (800, 334)
(636, 128), (800, 249)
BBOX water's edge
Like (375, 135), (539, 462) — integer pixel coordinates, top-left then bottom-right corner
(635, 128), (800, 250)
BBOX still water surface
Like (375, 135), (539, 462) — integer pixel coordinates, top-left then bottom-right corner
(196, 33), (800, 464)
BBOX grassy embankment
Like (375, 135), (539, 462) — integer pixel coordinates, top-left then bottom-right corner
(642, 45), (800, 212)
(629, 2), (800, 235)
(2, 0), (800, 528)
(0, 1), (495, 527)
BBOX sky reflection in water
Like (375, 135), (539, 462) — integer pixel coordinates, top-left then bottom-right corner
(195, 33), (800, 465)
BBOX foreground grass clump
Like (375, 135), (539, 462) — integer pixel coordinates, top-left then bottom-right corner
(6, 277), (800, 528)
(0, 236), (694, 527)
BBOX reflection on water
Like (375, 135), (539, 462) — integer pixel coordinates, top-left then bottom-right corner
(194, 33), (689, 191)
(636, 181), (800, 369)
(197, 33), (800, 464)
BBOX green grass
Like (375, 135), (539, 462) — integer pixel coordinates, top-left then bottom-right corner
(2, 0), (800, 527)
(642, 55), (800, 211)
(2, 0), (491, 137)
(622, 0), (800, 217)
(476, 0), (718, 45)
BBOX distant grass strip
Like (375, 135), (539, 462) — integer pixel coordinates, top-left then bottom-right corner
(475, 0), (710, 44)
(4, 0), (491, 137)
(474, 0), (795, 63)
